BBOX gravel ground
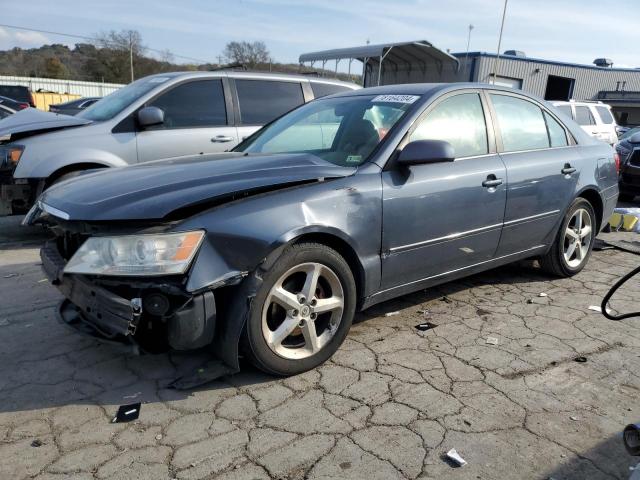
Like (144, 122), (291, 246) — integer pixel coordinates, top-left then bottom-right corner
(0, 218), (639, 479)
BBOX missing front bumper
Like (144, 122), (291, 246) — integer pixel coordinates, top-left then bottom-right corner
(41, 240), (217, 351)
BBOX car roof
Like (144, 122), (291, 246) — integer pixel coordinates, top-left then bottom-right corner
(143, 71), (359, 89)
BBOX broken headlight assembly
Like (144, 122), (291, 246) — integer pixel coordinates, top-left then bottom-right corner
(64, 230), (205, 276)
(0, 145), (24, 170)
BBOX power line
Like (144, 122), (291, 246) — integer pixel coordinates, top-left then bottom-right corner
(0, 23), (211, 64)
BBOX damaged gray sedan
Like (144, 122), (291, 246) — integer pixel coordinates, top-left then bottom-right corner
(25, 83), (619, 376)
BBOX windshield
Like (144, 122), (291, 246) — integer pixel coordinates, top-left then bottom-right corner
(237, 94), (418, 166)
(77, 76), (172, 122)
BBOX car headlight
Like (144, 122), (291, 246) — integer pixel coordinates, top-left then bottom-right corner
(64, 230), (205, 276)
(0, 145), (24, 170)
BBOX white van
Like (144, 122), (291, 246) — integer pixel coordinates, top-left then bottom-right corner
(552, 100), (618, 145)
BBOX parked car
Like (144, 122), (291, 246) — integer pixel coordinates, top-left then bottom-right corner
(0, 71), (359, 214)
(552, 100), (618, 145)
(0, 95), (30, 112)
(615, 128), (640, 201)
(26, 83), (618, 377)
(49, 97), (100, 115)
(0, 85), (35, 107)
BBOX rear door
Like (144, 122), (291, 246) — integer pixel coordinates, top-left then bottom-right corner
(233, 79), (306, 142)
(488, 92), (579, 256)
(136, 78), (237, 163)
(574, 105), (599, 140)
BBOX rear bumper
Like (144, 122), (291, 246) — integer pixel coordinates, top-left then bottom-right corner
(41, 240), (217, 350)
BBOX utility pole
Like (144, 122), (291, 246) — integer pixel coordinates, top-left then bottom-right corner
(129, 31), (134, 82)
(490, 0), (508, 84)
(463, 24), (474, 80)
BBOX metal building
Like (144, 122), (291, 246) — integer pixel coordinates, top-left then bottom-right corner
(299, 41), (640, 126)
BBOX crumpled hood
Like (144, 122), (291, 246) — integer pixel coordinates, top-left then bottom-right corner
(39, 153), (356, 221)
(0, 108), (91, 141)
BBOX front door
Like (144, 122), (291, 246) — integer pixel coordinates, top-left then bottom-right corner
(381, 92), (507, 290)
(136, 79), (238, 163)
(487, 92), (579, 257)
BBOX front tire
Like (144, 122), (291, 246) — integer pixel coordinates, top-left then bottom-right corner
(242, 242), (356, 376)
(540, 197), (596, 277)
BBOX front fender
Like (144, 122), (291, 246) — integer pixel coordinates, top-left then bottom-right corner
(15, 147), (129, 178)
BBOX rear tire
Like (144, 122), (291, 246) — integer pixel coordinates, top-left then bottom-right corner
(242, 242), (356, 376)
(540, 197), (596, 277)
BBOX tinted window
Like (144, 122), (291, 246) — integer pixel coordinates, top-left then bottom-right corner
(149, 80), (226, 128)
(490, 94), (549, 152)
(311, 82), (351, 98)
(410, 93), (488, 158)
(236, 80), (304, 124)
(574, 106), (595, 126)
(0, 86), (30, 103)
(556, 105), (573, 120)
(543, 111), (568, 147)
(595, 106), (614, 124)
(0, 107), (10, 119)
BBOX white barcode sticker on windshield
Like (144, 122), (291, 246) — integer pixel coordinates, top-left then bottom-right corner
(371, 94), (420, 104)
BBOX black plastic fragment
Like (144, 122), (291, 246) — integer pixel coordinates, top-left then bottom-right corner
(415, 322), (437, 331)
(31, 439), (43, 447)
(574, 356), (587, 363)
(111, 402), (141, 423)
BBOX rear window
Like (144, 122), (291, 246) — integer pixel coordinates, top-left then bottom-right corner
(311, 82), (352, 98)
(0, 86), (30, 103)
(595, 105), (614, 124)
(236, 80), (305, 125)
(575, 106), (595, 126)
(556, 105), (573, 120)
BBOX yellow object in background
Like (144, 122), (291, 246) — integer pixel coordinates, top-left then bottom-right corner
(32, 92), (81, 111)
(608, 212), (639, 232)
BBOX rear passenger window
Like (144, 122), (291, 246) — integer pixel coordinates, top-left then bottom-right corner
(311, 82), (351, 98)
(543, 111), (568, 147)
(574, 106), (595, 126)
(490, 94), (549, 152)
(236, 80), (304, 125)
(410, 93), (488, 158)
(149, 80), (226, 128)
(595, 106), (614, 124)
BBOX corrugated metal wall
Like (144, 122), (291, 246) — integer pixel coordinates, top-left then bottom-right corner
(0, 75), (123, 97)
(472, 56), (640, 100)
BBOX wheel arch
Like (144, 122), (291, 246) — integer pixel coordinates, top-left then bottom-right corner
(45, 162), (110, 188)
(576, 187), (604, 232)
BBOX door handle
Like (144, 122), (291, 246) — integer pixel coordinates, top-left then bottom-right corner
(562, 164), (576, 175)
(211, 135), (234, 143)
(482, 175), (503, 188)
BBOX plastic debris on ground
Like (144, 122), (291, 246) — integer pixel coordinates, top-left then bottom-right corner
(588, 305), (602, 312)
(111, 403), (141, 423)
(574, 356), (587, 363)
(446, 448), (467, 467)
(385, 311), (400, 317)
(609, 208), (640, 232)
(486, 336), (499, 345)
(30, 439), (42, 447)
(570, 416), (578, 421)
(3, 273), (17, 278)
(415, 322), (437, 332)
(538, 292), (548, 297)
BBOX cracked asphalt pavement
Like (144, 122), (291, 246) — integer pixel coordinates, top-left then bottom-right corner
(1, 218), (639, 479)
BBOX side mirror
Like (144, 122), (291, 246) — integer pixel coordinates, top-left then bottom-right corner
(397, 140), (455, 166)
(137, 106), (164, 128)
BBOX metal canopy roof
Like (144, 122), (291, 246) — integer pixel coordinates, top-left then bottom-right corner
(299, 40), (460, 68)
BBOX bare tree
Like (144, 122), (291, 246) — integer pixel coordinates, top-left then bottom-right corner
(223, 41), (270, 67)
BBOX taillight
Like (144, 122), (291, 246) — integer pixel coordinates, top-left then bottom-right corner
(614, 152), (621, 173)
(17, 103), (29, 110)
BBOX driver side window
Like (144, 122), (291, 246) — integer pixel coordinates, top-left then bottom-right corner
(410, 93), (489, 158)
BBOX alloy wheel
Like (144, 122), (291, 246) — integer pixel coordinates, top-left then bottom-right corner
(261, 262), (344, 359)
(563, 208), (592, 268)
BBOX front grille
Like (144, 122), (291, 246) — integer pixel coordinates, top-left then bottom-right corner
(629, 149), (640, 167)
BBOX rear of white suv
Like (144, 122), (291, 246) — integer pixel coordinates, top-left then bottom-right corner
(552, 100), (618, 144)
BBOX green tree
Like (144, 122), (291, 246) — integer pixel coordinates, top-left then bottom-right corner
(43, 57), (69, 79)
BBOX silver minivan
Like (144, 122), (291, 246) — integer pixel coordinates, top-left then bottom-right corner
(0, 71), (359, 215)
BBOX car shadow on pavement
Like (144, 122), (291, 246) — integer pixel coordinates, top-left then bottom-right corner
(542, 433), (637, 480)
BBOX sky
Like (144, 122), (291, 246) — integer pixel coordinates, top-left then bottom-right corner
(1, 0), (638, 69)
